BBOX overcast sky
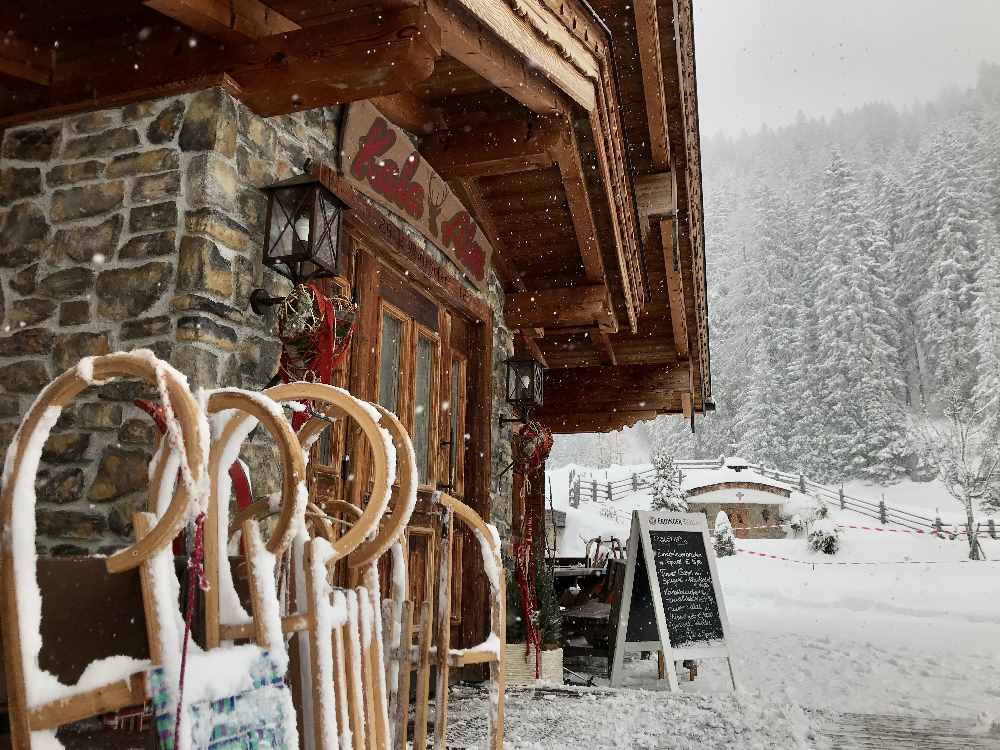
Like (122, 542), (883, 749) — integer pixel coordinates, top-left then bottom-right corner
(693, 0), (1000, 138)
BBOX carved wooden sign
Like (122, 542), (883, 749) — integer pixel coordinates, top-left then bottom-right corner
(341, 101), (493, 292)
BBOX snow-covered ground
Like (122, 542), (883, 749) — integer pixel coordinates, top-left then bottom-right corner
(545, 463), (1000, 721)
(447, 684), (815, 749)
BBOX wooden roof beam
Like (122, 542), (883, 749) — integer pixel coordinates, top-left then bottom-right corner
(4, 7), (439, 124)
(428, 0), (566, 114)
(545, 410), (657, 434)
(373, 92), (445, 135)
(422, 116), (561, 179)
(0, 34), (52, 87)
(143, 0), (300, 44)
(442, 0), (596, 111)
(550, 121), (606, 285)
(591, 327), (617, 366)
(448, 178), (526, 292)
(504, 285), (613, 330)
(538, 362), (692, 409)
(633, 0), (671, 170)
(518, 330), (549, 368)
(659, 216), (689, 358)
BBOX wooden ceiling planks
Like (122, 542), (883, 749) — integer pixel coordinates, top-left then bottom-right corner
(142, 0), (300, 44)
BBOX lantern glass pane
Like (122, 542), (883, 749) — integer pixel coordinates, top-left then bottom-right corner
(267, 185), (313, 264)
(309, 190), (342, 277)
(506, 359), (544, 407)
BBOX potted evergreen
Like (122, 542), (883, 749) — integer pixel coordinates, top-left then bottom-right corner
(505, 535), (563, 684)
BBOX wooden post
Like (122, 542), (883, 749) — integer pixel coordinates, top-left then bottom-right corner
(413, 600), (433, 750)
(395, 601), (415, 750)
(839, 486), (845, 510)
(798, 474), (806, 493)
(657, 651), (666, 680)
(632, 473), (638, 492)
(934, 516), (944, 536)
(433, 506), (454, 749)
(607, 481), (612, 502)
(989, 519), (996, 539)
(591, 479), (597, 503)
(879, 496), (887, 525)
(570, 478), (580, 508)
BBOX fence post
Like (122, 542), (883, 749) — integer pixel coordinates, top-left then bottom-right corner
(592, 479), (597, 503)
(798, 474), (806, 493)
(934, 516), (944, 537)
(879, 495), (887, 525)
(838, 486), (845, 510)
(570, 479), (580, 508)
(989, 519), (996, 539)
(632, 473), (638, 492)
(607, 482), (612, 502)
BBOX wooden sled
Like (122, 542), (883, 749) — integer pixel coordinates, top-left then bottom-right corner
(0, 352), (207, 749)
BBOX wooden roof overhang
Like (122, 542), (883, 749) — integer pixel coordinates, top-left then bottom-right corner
(1, 0), (710, 435)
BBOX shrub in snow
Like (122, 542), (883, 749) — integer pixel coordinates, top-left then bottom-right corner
(808, 519), (841, 554)
(713, 511), (736, 557)
(782, 492), (823, 532)
(650, 445), (688, 511)
(815, 501), (829, 519)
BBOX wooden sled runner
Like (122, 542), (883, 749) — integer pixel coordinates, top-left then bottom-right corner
(1, 352), (506, 749)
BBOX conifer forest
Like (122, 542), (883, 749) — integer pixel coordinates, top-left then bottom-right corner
(647, 65), (1000, 491)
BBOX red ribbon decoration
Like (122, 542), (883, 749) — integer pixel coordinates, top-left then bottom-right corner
(173, 511), (209, 743)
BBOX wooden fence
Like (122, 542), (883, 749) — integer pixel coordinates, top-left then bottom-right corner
(566, 461), (998, 539)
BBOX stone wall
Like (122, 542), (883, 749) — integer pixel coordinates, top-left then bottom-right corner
(0, 87), (342, 554)
(488, 273), (515, 544)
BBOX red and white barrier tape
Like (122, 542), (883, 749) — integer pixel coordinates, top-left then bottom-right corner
(734, 548), (996, 565)
(728, 522), (993, 538)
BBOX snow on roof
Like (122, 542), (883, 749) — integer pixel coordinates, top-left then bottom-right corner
(680, 464), (797, 498)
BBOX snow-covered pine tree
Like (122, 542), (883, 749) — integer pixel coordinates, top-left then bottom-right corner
(811, 151), (909, 481)
(974, 223), (1000, 410)
(713, 511), (736, 557)
(907, 127), (987, 407)
(649, 444), (688, 512)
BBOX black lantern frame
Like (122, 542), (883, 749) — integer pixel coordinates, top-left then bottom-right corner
(499, 357), (545, 426)
(250, 173), (348, 315)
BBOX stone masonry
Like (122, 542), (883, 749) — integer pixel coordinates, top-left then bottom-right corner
(0, 86), (513, 556)
(0, 88), (343, 554)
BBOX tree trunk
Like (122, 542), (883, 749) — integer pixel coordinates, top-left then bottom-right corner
(965, 503), (981, 560)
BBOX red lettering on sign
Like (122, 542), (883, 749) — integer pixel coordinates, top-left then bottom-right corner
(441, 210), (486, 281)
(350, 117), (425, 220)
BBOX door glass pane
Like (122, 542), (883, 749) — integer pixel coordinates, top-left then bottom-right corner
(378, 313), (402, 414)
(414, 335), (434, 484)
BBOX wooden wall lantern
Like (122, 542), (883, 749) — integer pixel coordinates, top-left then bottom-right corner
(261, 173), (346, 284)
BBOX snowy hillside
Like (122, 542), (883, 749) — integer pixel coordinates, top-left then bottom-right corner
(546, 462), (1000, 719)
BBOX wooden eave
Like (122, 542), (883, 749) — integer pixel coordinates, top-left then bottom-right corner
(0, 0), (709, 435)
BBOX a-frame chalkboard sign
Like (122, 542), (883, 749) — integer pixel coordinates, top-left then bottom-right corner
(609, 511), (737, 691)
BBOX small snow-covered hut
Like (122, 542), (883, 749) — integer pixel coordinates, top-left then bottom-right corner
(682, 457), (792, 538)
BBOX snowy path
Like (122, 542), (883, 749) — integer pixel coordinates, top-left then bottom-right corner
(812, 711), (1000, 749)
(443, 684), (1000, 749)
(445, 683), (815, 749)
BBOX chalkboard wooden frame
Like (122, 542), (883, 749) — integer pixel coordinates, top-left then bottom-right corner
(609, 511), (737, 691)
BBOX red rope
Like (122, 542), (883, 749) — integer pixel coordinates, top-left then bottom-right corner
(173, 512), (208, 743)
(514, 514), (542, 678)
